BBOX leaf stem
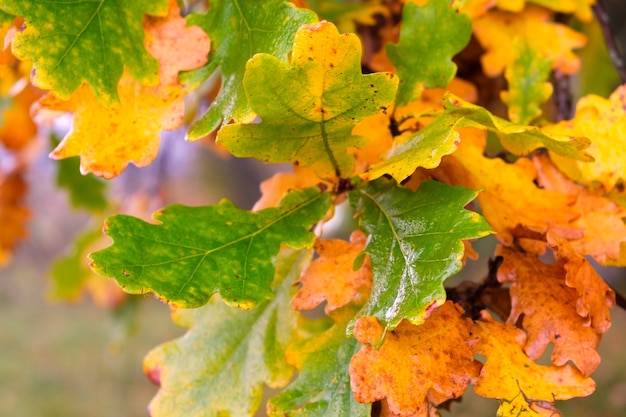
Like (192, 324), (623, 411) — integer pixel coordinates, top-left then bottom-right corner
(593, 0), (626, 83)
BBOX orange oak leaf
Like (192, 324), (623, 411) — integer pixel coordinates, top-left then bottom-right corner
(291, 230), (372, 314)
(473, 4), (586, 77)
(495, 0), (595, 21)
(252, 166), (327, 211)
(0, 168), (29, 266)
(43, 1), (210, 178)
(350, 302), (480, 416)
(533, 153), (626, 265)
(496, 244), (604, 377)
(547, 231), (615, 334)
(472, 311), (596, 416)
(0, 80), (42, 151)
(432, 129), (578, 245)
(543, 84), (626, 191)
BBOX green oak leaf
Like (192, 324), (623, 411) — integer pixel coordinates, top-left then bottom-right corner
(52, 135), (107, 212)
(501, 40), (553, 125)
(144, 248), (310, 417)
(349, 179), (492, 332)
(217, 21), (398, 179)
(368, 92), (592, 182)
(387, 0), (471, 106)
(89, 187), (331, 309)
(1, 0), (168, 105)
(267, 307), (370, 417)
(185, 0), (318, 138)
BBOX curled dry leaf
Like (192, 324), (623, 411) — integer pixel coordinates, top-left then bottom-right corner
(44, 0), (210, 178)
(349, 302), (480, 417)
(472, 311), (596, 416)
(291, 230), (372, 314)
(547, 231), (615, 334)
(496, 244), (605, 377)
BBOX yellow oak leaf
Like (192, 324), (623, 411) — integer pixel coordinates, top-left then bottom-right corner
(496, 0), (594, 21)
(0, 168), (29, 266)
(432, 129), (578, 245)
(533, 153), (626, 265)
(472, 311), (596, 416)
(473, 4), (586, 77)
(291, 230), (372, 314)
(544, 84), (626, 191)
(496, 244), (604, 377)
(44, 1), (210, 178)
(350, 302), (480, 416)
(547, 231), (615, 334)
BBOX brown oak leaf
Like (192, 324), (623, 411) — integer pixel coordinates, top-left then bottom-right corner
(496, 244), (603, 376)
(472, 311), (596, 416)
(350, 301), (480, 416)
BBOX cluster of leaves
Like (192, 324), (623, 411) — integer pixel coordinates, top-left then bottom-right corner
(1, 0), (625, 415)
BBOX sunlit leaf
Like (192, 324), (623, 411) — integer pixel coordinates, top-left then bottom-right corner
(218, 21), (398, 179)
(544, 84), (626, 191)
(368, 93), (591, 182)
(43, 1), (210, 178)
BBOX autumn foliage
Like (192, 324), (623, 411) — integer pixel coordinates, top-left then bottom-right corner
(2, 0), (626, 416)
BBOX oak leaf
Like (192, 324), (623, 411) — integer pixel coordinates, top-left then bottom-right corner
(185, 0), (318, 138)
(0, 168), (29, 266)
(496, 244), (603, 376)
(349, 302), (480, 416)
(533, 153), (626, 265)
(501, 39), (553, 125)
(217, 21), (398, 179)
(89, 187), (331, 309)
(473, 5), (586, 77)
(1, 0), (169, 104)
(43, 1), (210, 178)
(348, 179), (492, 331)
(472, 312), (596, 416)
(144, 249), (308, 417)
(547, 232), (615, 334)
(267, 306), (370, 417)
(431, 130), (579, 245)
(367, 93), (591, 182)
(291, 230), (372, 314)
(543, 84), (626, 191)
(387, 0), (472, 105)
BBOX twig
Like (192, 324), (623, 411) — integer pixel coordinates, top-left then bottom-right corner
(593, 0), (626, 83)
